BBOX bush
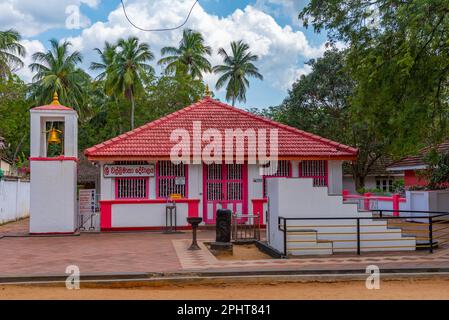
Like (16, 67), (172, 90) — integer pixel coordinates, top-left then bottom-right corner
(424, 150), (449, 190)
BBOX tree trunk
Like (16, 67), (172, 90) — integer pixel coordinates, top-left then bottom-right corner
(355, 174), (366, 192)
(130, 91), (135, 130)
(231, 95), (235, 106)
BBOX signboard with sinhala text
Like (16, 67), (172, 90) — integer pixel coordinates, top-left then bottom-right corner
(103, 164), (155, 178)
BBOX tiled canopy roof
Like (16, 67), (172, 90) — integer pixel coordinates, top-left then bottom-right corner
(31, 93), (74, 111)
(85, 97), (358, 161)
(31, 104), (73, 111)
(387, 140), (449, 170)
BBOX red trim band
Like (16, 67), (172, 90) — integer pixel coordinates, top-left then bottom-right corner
(100, 199), (200, 205)
(29, 156), (78, 162)
(99, 198), (200, 230)
(29, 232), (76, 235)
(101, 226), (193, 232)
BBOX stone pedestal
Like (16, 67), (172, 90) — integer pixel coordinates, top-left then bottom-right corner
(210, 209), (233, 255)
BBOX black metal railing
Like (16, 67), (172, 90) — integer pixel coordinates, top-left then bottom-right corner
(278, 210), (449, 256)
(232, 214), (261, 242)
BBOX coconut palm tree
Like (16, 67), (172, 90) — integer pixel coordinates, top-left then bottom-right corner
(213, 40), (263, 106)
(109, 36), (154, 129)
(158, 29), (212, 80)
(0, 29), (25, 79)
(29, 39), (89, 111)
(90, 42), (117, 82)
(90, 41), (117, 95)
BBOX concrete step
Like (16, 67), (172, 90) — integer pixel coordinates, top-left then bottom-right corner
(331, 237), (416, 252)
(316, 229), (404, 241)
(287, 239), (333, 256)
(287, 229), (317, 241)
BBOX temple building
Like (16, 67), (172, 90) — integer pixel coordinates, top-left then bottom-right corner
(85, 96), (358, 231)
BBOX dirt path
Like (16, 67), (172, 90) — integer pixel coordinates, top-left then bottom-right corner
(1, 279), (449, 300)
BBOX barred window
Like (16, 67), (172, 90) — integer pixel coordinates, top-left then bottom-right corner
(157, 161), (187, 198)
(115, 178), (148, 199)
(263, 160), (291, 196)
(299, 160), (328, 187)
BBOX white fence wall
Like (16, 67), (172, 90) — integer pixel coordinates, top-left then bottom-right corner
(0, 178), (30, 224)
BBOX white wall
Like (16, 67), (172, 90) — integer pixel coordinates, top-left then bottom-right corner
(29, 161), (77, 233)
(0, 178), (30, 224)
(112, 202), (190, 227)
(407, 190), (449, 221)
(247, 164), (263, 210)
(266, 178), (415, 255)
(328, 160), (343, 195)
(188, 164), (203, 217)
(99, 162), (114, 201)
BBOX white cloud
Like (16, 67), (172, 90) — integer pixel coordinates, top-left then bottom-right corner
(0, 0), (99, 36)
(65, 0), (325, 93)
(16, 39), (46, 83)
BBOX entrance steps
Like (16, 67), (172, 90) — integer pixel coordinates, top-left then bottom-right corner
(286, 219), (416, 256)
(265, 178), (418, 256)
(287, 230), (333, 255)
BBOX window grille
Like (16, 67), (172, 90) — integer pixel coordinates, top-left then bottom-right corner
(299, 160), (328, 187)
(115, 178), (148, 199)
(157, 161), (187, 198)
(226, 164), (243, 201)
(206, 164), (223, 201)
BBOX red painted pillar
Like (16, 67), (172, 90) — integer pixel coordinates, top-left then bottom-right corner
(100, 201), (112, 230)
(342, 189), (349, 201)
(187, 201), (200, 218)
(392, 194), (400, 217)
(252, 199), (265, 225)
(364, 193), (371, 211)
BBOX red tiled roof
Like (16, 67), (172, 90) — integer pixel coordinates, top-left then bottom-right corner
(31, 104), (73, 111)
(388, 140), (449, 170)
(85, 97), (358, 160)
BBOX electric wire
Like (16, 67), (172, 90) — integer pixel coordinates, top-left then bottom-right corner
(120, 0), (199, 32)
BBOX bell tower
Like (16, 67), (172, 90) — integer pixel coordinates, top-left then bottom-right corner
(29, 93), (78, 234)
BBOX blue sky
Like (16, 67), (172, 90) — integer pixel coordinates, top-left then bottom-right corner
(1, 0), (328, 109)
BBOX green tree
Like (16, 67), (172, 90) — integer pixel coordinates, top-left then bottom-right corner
(90, 41), (117, 84)
(0, 75), (30, 161)
(0, 29), (25, 80)
(109, 36), (154, 129)
(158, 29), (212, 80)
(260, 49), (385, 189)
(299, 0), (449, 156)
(29, 39), (90, 113)
(213, 40), (263, 106)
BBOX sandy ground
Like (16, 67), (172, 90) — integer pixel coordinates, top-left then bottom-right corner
(214, 244), (272, 260)
(1, 279), (449, 300)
